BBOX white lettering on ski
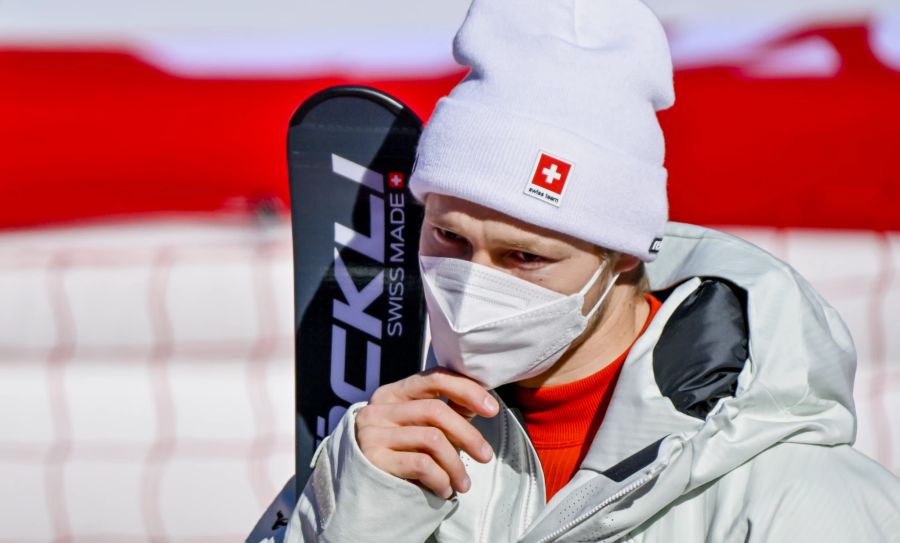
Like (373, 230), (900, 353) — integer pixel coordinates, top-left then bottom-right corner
(330, 154), (385, 406)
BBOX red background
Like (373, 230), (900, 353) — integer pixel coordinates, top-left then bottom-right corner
(2, 24), (897, 232)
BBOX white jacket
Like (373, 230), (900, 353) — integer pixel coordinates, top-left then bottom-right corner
(286, 222), (900, 542)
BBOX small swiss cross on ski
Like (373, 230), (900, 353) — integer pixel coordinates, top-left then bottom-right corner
(388, 172), (404, 189)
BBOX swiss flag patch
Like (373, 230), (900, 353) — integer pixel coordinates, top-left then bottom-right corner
(523, 152), (572, 207)
(387, 172), (405, 189)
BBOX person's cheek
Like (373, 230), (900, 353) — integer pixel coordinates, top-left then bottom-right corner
(518, 263), (567, 293)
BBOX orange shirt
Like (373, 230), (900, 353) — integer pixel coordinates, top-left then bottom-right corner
(512, 292), (663, 501)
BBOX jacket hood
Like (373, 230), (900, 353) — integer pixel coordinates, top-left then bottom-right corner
(520, 221), (858, 541)
(595, 220), (856, 469)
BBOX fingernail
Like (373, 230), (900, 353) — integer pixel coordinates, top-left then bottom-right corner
(460, 475), (471, 493)
(441, 487), (453, 500)
(481, 442), (493, 461)
(483, 395), (499, 414)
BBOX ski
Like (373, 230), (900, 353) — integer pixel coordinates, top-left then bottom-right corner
(247, 86), (427, 543)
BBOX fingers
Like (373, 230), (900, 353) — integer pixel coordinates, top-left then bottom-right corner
(357, 369), (500, 500)
(447, 400), (477, 421)
(371, 368), (499, 419)
(370, 449), (454, 499)
(357, 399), (493, 463)
(358, 425), (470, 495)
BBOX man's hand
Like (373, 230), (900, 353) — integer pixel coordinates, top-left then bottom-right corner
(355, 368), (499, 499)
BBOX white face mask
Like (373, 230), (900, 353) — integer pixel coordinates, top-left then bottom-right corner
(419, 255), (620, 389)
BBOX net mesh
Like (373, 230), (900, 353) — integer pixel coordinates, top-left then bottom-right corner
(0, 220), (896, 542)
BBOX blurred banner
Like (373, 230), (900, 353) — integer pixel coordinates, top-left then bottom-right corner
(1, 1), (898, 542)
(2, 0), (899, 230)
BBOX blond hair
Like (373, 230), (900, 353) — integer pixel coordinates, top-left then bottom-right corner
(600, 248), (651, 294)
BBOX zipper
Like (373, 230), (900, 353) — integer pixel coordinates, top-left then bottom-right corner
(534, 462), (665, 543)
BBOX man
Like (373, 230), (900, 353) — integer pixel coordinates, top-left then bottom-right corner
(286, 0), (900, 541)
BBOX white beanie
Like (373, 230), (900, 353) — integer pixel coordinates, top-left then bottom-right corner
(409, 0), (675, 261)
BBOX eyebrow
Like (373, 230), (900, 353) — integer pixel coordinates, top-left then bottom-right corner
(428, 217), (561, 254)
(505, 236), (552, 253)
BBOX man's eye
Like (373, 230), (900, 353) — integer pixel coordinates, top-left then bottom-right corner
(437, 228), (464, 243)
(511, 251), (544, 263)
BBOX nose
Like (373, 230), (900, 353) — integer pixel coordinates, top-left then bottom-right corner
(469, 247), (492, 268)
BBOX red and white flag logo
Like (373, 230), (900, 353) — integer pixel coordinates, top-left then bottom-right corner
(388, 172), (405, 189)
(523, 152), (572, 207)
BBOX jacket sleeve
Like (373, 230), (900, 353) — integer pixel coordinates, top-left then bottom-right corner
(744, 444), (900, 543)
(283, 402), (457, 543)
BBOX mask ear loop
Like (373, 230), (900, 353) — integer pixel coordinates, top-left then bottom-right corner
(584, 269), (621, 320)
(577, 261), (607, 297)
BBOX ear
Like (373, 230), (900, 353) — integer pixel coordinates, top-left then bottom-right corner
(613, 253), (641, 275)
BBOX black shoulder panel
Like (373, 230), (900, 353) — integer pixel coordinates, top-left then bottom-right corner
(652, 278), (749, 419)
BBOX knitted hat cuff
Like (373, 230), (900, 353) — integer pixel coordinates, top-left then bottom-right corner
(410, 97), (668, 262)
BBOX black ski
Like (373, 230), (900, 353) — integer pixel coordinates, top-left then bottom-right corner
(247, 86), (426, 543)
